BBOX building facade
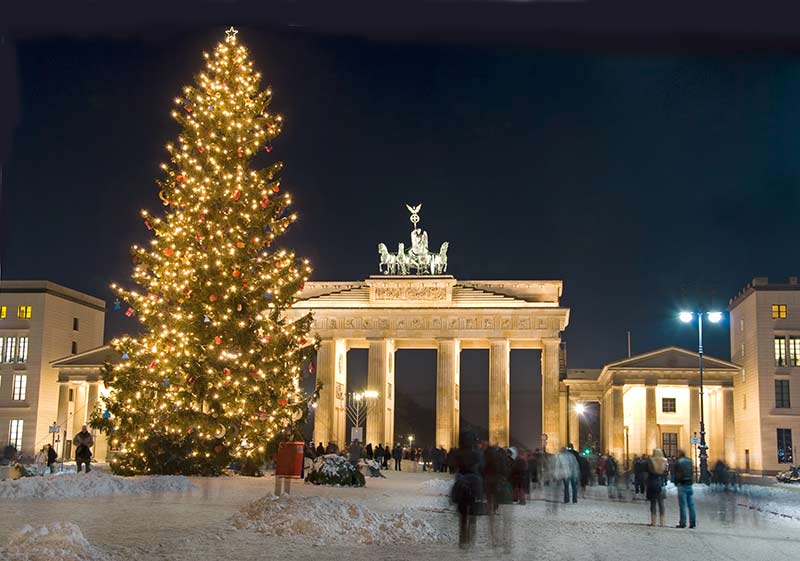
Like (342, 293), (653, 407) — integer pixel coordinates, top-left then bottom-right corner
(0, 281), (105, 458)
(729, 276), (800, 474)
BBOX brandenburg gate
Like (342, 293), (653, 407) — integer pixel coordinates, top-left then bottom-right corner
(291, 205), (570, 450)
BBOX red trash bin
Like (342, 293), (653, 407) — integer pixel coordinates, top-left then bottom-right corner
(275, 441), (304, 478)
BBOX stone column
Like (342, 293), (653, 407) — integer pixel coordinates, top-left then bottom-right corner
(436, 339), (460, 449)
(366, 339), (395, 447)
(489, 339), (510, 446)
(611, 386), (625, 460)
(722, 387), (736, 466)
(645, 384), (658, 454)
(541, 338), (562, 453)
(568, 401), (580, 449)
(313, 339), (348, 448)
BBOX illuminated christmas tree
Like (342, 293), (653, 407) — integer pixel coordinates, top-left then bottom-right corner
(93, 27), (316, 476)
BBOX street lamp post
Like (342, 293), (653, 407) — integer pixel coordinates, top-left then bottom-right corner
(679, 310), (723, 485)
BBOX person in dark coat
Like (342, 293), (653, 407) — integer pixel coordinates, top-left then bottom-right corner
(451, 431), (483, 549)
(392, 444), (403, 470)
(316, 442), (325, 456)
(382, 444), (391, 469)
(374, 444), (385, 468)
(577, 454), (591, 498)
(633, 455), (647, 497)
(646, 449), (668, 526)
(510, 449), (530, 505)
(73, 425), (94, 473)
(365, 443), (374, 461)
(46, 444), (58, 474)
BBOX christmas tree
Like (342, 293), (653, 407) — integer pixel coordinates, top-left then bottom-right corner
(93, 27), (316, 476)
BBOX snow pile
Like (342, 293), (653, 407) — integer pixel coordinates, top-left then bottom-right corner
(418, 478), (453, 495)
(232, 494), (444, 545)
(305, 454), (365, 486)
(0, 522), (109, 561)
(358, 459), (385, 478)
(0, 470), (194, 499)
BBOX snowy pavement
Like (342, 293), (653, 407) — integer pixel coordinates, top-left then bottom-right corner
(2, 468), (800, 561)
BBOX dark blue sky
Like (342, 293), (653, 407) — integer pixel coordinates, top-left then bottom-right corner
(3, 27), (799, 446)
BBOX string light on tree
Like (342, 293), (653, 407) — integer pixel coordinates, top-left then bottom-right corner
(92, 27), (318, 476)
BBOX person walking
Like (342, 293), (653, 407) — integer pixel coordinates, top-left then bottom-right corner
(392, 444), (402, 471)
(451, 431), (483, 549)
(510, 449), (530, 505)
(73, 425), (94, 473)
(46, 444), (58, 474)
(646, 449), (668, 527)
(559, 447), (580, 504)
(672, 449), (696, 528)
(605, 453), (620, 499)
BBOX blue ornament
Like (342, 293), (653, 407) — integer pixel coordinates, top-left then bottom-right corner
(122, 352), (129, 360)
(209, 105), (214, 111)
(113, 299), (121, 311)
(162, 379), (170, 388)
(264, 293), (272, 299)
(102, 410), (111, 419)
(264, 225), (270, 232)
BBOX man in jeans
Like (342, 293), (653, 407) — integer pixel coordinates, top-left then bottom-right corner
(672, 449), (696, 528)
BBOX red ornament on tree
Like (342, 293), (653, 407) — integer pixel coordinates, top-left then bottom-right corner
(198, 144), (205, 153)
(277, 398), (288, 406)
(223, 367), (231, 375)
(272, 185), (280, 193)
(214, 336), (223, 345)
(260, 197), (269, 208)
(232, 269), (241, 277)
(232, 189), (241, 201)
(237, 147), (244, 157)
(149, 360), (157, 369)
(176, 174), (185, 183)
(144, 220), (152, 230)
(164, 248), (174, 256)
(264, 145), (272, 153)
(309, 362), (315, 374)
(125, 307), (135, 317)
(236, 241), (245, 248)
(209, 294), (218, 302)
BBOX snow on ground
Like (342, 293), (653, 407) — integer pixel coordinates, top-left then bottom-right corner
(2, 470), (800, 561)
(0, 522), (109, 561)
(418, 477), (453, 496)
(0, 471), (194, 499)
(665, 481), (800, 521)
(232, 494), (443, 544)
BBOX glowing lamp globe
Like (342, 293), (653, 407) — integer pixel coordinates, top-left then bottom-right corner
(707, 311), (723, 323)
(679, 311), (693, 323)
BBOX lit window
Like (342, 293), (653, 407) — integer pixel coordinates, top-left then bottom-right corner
(16, 336), (28, 363)
(775, 336), (787, 366)
(742, 368), (746, 383)
(17, 306), (32, 319)
(662, 397), (677, 413)
(0, 306), (6, 319)
(12, 374), (26, 401)
(4, 337), (16, 363)
(777, 428), (794, 463)
(740, 319), (744, 332)
(8, 420), (23, 451)
(790, 337), (800, 367)
(741, 343), (745, 357)
(776, 380), (791, 408)
(73, 317), (79, 331)
(662, 432), (678, 458)
(772, 304), (788, 319)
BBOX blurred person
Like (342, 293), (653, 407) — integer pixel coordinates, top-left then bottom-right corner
(510, 448), (530, 504)
(365, 442), (374, 461)
(392, 444), (403, 470)
(34, 447), (47, 476)
(597, 453), (608, 486)
(46, 444), (58, 474)
(374, 444), (385, 468)
(348, 439), (362, 467)
(672, 449), (696, 529)
(451, 431), (483, 549)
(646, 449), (668, 527)
(316, 441), (325, 456)
(558, 446), (580, 504)
(633, 455), (647, 498)
(605, 453), (622, 499)
(712, 460), (730, 490)
(483, 444), (513, 551)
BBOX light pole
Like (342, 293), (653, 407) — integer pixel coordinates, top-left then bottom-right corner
(679, 309), (723, 484)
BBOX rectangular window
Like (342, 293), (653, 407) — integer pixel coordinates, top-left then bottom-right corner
(777, 428), (794, 464)
(12, 374), (26, 401)
(776, 380), (791, 408)
(740, 318), (744, 332)
(0, 306), (6, 319)
(742, 368), (746, 383)
(662, 432), (678, 458)
(790, 337), (800, 367)
(73, 317), (79, 331)
(662, 397), (677, 413)
(16, 336), (28, 363)
(775, 336), (787, 366)
(71, 341), (78, 354)
(387, 382), (392, 399)
(68, 388), (74, 402)
(4, 337), (16, 363)
(741, 343), (745, 357)
(772, 304), (788, 319)
(17, 306), (32, 319)
(8, 420), (23, 451)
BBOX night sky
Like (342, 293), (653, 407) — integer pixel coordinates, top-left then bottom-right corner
(3, 23), (800, 447)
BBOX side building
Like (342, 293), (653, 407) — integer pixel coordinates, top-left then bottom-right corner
(729, 276), (800, 474)
(0, 281), (105, 458)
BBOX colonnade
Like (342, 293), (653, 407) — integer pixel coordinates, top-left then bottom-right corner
(312, 337), (563, 450)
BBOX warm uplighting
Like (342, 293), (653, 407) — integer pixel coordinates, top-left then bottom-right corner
(707, 311), (723, 323)
(679, 311), (694, 323)
(362, 390), (379, 399)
